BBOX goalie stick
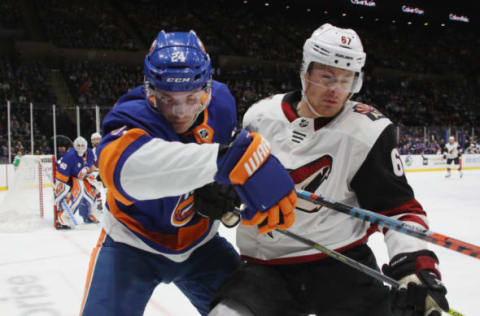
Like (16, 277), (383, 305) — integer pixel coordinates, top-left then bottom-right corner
(275, 229), (464, 316)
(61, 200), (79, 227)
(295, 189), (480, 260)
(59, 201), (100, 230)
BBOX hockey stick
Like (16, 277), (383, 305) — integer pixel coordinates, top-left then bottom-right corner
(276, 229), (398, 285)
(275, 229), (464, 316)
(295, 189), (480, 260)
(61, 200), (79, 226)
(60, 201), (101, 230)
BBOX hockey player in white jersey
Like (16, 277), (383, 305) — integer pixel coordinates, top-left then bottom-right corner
(90, 132), (102, 163)
(89, 132), (103, 210)
(209, 23), (449, 316)
(443, 136), (463, 178)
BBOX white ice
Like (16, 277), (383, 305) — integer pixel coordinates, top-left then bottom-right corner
(0, 170), (479, 316)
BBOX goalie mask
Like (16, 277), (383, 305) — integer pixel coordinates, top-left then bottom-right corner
(301, 23), (366, 95)
(144, 30), (212, 132)
(73, 136), (88, 157)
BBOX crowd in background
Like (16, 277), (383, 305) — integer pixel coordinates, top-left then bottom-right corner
(1, 0), (479, 162)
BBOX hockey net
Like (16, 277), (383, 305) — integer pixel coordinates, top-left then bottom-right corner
(0, 155), (56, 232)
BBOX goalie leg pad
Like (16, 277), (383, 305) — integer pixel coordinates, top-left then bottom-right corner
(55, 181), (70, 209)
(59, 200), (78, 227)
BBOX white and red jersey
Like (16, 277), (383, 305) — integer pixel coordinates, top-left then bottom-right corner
(238, 91), (429, 264)
(443, 142), (462, 159)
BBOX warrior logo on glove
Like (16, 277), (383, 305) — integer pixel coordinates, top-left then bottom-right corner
(230, 134), (271, 185)
(216, 129), (297, 234)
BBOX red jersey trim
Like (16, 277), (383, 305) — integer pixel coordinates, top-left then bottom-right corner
(379, 199), (428, 234)
(281, 100), (297, 122)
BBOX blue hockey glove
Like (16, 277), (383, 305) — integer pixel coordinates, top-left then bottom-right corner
(216, 129), (296, 234)
(383, 250), (449, 316)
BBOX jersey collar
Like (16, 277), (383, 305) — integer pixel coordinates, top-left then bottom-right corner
(183, 108), (214, 143)
(281, 90), (338, 131)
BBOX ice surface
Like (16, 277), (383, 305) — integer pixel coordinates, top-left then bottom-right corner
(0, 170), (478, 315)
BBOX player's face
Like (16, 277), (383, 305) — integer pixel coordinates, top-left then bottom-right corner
(304, 64), (354, 117)
(149, 87), (207, 133)
(91, 139), (100, 147)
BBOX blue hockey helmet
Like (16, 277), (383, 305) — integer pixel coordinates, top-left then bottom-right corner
(144, 30), (213, 92)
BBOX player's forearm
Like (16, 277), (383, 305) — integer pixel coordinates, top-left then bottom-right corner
(384, 216), (429, 259)
(119, 138), (219, 200)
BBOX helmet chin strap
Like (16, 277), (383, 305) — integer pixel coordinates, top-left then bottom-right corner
(300, 71), (324, 118)
(301, 90), (325, 118)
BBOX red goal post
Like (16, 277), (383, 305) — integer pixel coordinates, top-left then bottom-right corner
(0, 155), (57, 232)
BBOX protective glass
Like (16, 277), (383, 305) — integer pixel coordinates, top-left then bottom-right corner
(147, 86), (208, 119)
(305, 69), (357, 93)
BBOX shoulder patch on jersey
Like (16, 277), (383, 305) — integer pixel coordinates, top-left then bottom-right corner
(353, 104), (385, 121)
(198, 127), (210, 140)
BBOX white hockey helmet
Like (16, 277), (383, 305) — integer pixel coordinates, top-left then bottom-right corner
(301, 23), (366, 94)
(73, 136), (88, 157)
(91, 132), (101, 142)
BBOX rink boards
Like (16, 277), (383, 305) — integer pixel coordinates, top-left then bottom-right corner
(401, 154), (480, 172)
(0, 163), (53, 191)
(2, 154), (480, 190)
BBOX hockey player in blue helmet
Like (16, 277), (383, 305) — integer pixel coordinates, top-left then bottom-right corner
(144, 30), (213, 133)
(80, 30), (296, 316)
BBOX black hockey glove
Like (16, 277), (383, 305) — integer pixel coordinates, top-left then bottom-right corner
(382, 250), (449, 316)
(194, 182), (241, 228)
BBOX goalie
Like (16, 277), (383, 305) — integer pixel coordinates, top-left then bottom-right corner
(55, 136), (101, 228)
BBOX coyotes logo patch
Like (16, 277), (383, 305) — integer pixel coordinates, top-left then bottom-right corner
(353, 104), (385, 121)
(289, 155), (333, 213)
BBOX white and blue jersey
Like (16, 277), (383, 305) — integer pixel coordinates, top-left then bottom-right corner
(96, 81), (236, 259)
(81, 81), (241, 316)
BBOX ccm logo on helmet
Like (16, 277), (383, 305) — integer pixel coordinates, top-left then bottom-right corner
(244, 138), (271, 176)
(166, 78), (191, 83)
